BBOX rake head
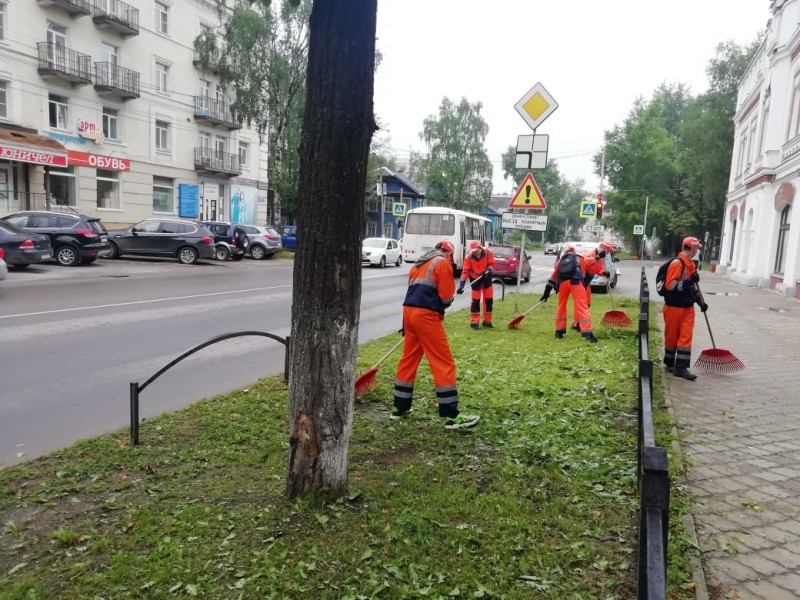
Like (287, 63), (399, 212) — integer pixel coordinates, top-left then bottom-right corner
(507, 315), (525, 329)
(601, 310), (632, 328)
(694, 348), (745, 373)
(354, 368), (379, 397)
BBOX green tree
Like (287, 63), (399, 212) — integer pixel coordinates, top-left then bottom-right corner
(286, 0), (378, 499)
(417, 97), (493, 213)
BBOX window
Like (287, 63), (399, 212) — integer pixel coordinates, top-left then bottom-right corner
(758, 102), (770, 156)
(366, 221), (377, 237)
(134, 220), (161, 233)
(102, 107), (119, 140)
(154, 61), (169, 93)
(747, 119), (758, 166)
(155, 1), (169, 35)
(152, 177), (174, 213)
(238, 141), (249, 167)
(155, 120), (169, 151)
(161, 221), (195, 234)
(728, 221), (737, 264)
(0, 1), (6, 41)
(97, 169), (119, 209)
(48, 93), (68, 130)
(214, 136), (226, 154)
(737, 132), (747, 175)
(48, 166), (76, 206)
(788, 69), (800, 140)
(101, 42), (118, 66)
(0, 80), (7, 119)
(774, 205), (792, 274)
(404, 213), (455, 236)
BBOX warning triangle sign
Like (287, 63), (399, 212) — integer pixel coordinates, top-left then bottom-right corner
(508, 173), (547, 209)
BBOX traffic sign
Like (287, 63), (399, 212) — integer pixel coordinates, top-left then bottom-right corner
(392, 202), (407, 217)
(582, 224), (605, 233)
(515, 134), (549, 170)
(508, 173), (547, 209)
(633, 224), (645, 235)
(579, 200), (597, 219)
(501, 212), (548, 231)
(514, 82), (559, 131)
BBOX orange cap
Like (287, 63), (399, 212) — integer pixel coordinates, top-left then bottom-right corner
(438, 240), (455, 254)
(682, 237), (702, 249)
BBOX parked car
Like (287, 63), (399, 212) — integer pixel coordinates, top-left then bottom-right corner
(242, 225), (282, 259)
(1, 211), (108, 266)
(489, 243), (531, 282)
(0, 248), (7, 281)
(561, 241), (620, 292)
(280, 225), (297, 251)
(106, 219), (215, 264)
(0, 220), (52, 269)
(199, 221), (250, 261)
(362, 237), (402, 267)
(544, 243), (559, 256)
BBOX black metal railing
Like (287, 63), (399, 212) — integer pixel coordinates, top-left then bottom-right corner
(193, 97), (240, 129)
(194, 147), (242, 175)
(40, 0), (92, 17)
(37, 42), (92, 84)
(92, 0), (139, 37)
(636, 267), (670, 599)
(94, 62), (140, 98)
(129, 332), (290, 447)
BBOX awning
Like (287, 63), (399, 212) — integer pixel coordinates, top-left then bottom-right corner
(0, 129), (68, 167)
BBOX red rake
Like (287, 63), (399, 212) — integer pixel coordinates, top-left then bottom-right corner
(600, 286), (632, 328)
(354, 338), (405, 397)
(508, 299), (546, 329)
(693, 291), (744, 373)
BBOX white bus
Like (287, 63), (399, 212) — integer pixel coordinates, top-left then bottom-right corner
(401, 206), (493, 274)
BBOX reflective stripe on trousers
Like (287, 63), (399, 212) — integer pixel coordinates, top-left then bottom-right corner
(556, 281), (592, 334)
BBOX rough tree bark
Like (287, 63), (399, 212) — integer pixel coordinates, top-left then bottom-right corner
(286, 0), (378, 499)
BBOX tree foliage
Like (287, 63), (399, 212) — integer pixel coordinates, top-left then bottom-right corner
(417, 98), (493, 213)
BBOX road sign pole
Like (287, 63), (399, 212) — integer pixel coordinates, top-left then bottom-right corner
(640, 195), (649, 261)
(515, 231), (526, 312)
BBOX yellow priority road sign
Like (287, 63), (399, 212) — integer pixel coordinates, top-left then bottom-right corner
(514, 82), (559, 131)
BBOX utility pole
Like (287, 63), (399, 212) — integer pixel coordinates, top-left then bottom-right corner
(640, 195), (649, 260)
(379, 168), (384, 237)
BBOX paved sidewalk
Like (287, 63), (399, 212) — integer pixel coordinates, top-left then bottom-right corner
(660, 269), (800, 599)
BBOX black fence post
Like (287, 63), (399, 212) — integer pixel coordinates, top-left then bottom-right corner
(129, 382), (140, 447)
(638, 445), (670, 600)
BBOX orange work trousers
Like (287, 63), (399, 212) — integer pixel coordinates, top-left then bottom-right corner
(572, 283), (593, 328)
(663, 305), (695, 370)
(394, 306), (459, 418)
(470, 278), (494, 325)
(556, 280), (592, 335)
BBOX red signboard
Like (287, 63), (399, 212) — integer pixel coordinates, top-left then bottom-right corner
(0, 144), (68, 167)
(67, 151), (131, 172)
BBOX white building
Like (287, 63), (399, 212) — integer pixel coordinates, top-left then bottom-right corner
(0, 0), (273, 229)
(720, 0), (799, 298)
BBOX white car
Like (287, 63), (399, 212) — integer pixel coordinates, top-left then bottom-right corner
(0, 249), (7, 281)
(561, 241), (620, 292)
(362, 237), (402, 268)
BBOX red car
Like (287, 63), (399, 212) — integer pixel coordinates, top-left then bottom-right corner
(489, 244), (531, 282)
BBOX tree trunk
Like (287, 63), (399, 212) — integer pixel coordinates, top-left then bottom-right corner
(286, 0), (378, 499)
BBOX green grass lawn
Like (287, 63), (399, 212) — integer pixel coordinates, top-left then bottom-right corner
(0, 295), (694, 599)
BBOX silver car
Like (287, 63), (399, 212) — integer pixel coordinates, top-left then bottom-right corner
(243, 225), (283, 260)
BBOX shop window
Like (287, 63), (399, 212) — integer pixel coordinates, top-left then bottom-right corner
(774, 205), (792, 274)
(48, 166), (76, 206)
(153, 176), (174, 213)
(97, 169), (119, 209)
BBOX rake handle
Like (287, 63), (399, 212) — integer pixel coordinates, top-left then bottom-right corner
(523, 300), (545, 316)
(697, 288), (717, 349)
(370, 338), (405, 370)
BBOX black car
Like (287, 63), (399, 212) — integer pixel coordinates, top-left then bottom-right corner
(0, 220), (52, 269)
(1, 211), (108, 266)
(106, 219), (216, 265)
(199, 221), (249, 261)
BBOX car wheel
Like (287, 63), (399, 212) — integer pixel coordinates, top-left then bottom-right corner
(396, 255), (402, 267)
(610, 276), (617, 289)
(107, 241), (120, 259)
(178, 246), (200, 265)
(55, 245), (79, 267)
(524, 273), (530, 283)
(215, 246), (230, 261)
(250, 245), (266, 260)
(379, 256), (386, 268)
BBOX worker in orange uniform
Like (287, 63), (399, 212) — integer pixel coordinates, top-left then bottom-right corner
(392, 241), (480, 429)
(663, 237), (707, 381)
(457, 240), (496, 330)
(540, 244), (597, 342)
(572, 241), (615, 331)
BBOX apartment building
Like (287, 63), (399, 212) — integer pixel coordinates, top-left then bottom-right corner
(0, 0), (273, 228)
(720, 0), (799, 298)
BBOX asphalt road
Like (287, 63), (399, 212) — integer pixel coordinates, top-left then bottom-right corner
(0, 252), (649, 467)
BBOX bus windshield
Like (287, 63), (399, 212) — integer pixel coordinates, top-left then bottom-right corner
(405, 213), (456, 236)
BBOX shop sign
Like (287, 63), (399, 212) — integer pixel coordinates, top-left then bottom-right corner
(67, 151), (130, 171)
(179, 184), (200, 218)
(0, 144), (68, 167)
(203, 183), (219, 200)
(78, 120), (106, 144)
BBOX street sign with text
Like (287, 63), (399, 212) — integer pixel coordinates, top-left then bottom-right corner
(502, 212), (548, 231)
(582, 224), (605, 233)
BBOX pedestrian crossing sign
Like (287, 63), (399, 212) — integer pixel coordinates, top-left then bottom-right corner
(580, 200), (597, 219)
(392, 202), (407, 217)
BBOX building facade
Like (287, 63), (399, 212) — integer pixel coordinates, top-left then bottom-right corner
(364, 167), (425, 240)
(0, 0), (272, 229)
(720, 0), (799, 298)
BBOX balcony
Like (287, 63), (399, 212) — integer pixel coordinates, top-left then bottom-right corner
(194, 148), (241, 177)
(193, 47), (224, 74)
(35, 0), (91, 18)
(92, 0), (139, 38)
(37, 43), (92, 86)
(193, 97), (241, 131)
(94, 63), (140, 99)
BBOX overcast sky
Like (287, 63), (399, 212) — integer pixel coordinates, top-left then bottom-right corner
(373, 0), (771, 197)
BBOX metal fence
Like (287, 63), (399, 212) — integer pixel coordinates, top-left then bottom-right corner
(636, 267), (670, 599)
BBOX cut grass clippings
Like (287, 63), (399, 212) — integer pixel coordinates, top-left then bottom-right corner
(0, 294), (693, 599)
